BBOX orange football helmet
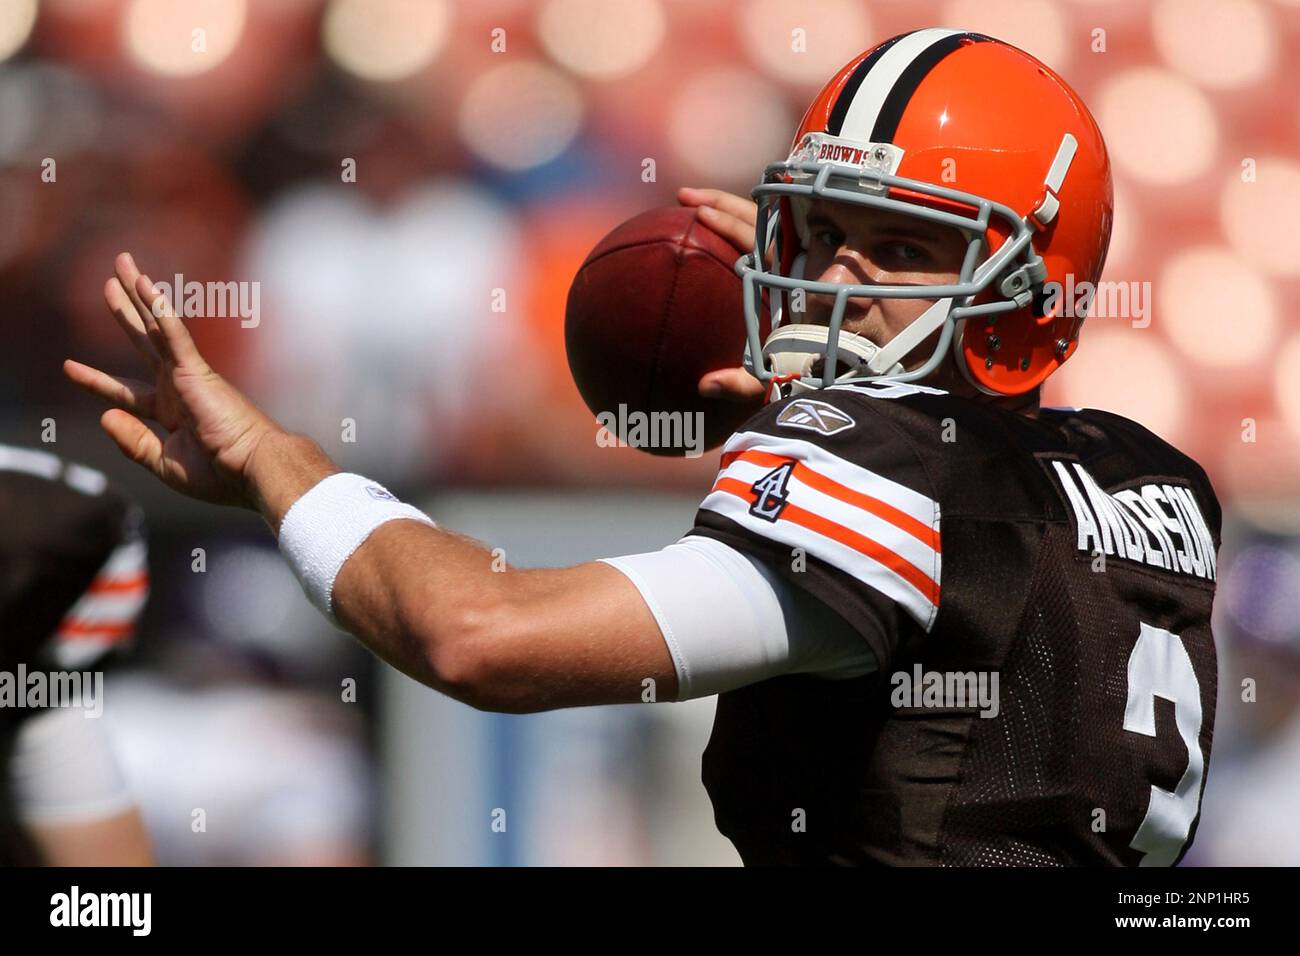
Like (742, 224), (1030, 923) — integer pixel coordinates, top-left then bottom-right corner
(739, 28), (1113, 396)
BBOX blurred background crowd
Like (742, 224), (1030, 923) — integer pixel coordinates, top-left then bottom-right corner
(1, 0), (1298, 865)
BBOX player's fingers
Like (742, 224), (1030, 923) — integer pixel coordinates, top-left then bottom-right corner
(695, 205), (757, 256)
(135, 273), (207, 371)
(104, 277), (161, 372)
(63, 359), (157, 418)
(699, 366), (766, 403)
(113, 254), (163, 346)
(121, 274), (174, 365)
(677, 187), (758, 226)
(100, 408), (166, 480)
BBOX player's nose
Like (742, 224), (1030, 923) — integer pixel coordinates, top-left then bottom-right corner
(804, 260), (875, 326)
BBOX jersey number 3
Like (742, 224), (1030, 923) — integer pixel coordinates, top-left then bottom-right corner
(1123, 622), (1206, 867)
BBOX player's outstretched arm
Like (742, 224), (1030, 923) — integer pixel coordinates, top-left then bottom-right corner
(328, 519), (675, 711)
(65, 254), (677, 712)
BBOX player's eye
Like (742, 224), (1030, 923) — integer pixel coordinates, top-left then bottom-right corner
(876, 240), (929, 266)
(812, 227), (844, 249)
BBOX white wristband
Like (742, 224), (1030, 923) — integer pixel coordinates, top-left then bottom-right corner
(277, 473), (435, 623)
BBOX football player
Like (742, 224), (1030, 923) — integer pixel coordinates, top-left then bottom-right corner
(0, 444), (153, 865)
(66, 30), (1219, 866)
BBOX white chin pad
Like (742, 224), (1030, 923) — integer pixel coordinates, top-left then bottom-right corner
(762, 324), (904, 391)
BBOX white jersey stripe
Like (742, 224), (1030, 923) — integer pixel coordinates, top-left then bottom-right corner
(52, 640), (119, 670)
(58, 590), (149, 628)
(719, 430), (937, 528)
(98, 539), (147, 578)
(700, 487), (939, 630)
(718, 456), (939, 580)
(0, 445), (62, 481)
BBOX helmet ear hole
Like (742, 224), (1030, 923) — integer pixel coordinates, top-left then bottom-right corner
(1031, 285), (1051, 319)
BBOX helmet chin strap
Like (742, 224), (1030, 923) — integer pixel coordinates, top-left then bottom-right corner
(761, 325), (903, 395)
(759, 296), (956, 392)
(865, 297), (954, 374)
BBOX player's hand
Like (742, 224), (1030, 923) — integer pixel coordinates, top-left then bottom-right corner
(63, 253), (285, 508)
(677, 186), (758, 256)
(699, 367), (766, 404)
(679, 188), (767, 405)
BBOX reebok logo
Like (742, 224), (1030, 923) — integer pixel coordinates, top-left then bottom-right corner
(776, 399), (855, 436)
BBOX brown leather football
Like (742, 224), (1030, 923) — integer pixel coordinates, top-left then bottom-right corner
(564, 205), (762, 457)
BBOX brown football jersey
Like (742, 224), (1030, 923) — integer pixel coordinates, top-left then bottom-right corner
(0, 444), (149, 865)
(0, 444), (147, 675)
(689, 381), (1220, 866)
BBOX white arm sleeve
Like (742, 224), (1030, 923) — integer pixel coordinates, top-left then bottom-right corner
(8, 709), (135, 824)
(600, 535), (876, 701)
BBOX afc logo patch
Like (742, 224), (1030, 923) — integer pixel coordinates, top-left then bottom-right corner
(749, 462), (794, 522)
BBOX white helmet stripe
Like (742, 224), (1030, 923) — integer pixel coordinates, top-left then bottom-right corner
(837, 28), (966, 143)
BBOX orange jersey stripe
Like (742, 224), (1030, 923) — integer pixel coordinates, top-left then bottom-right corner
(86, 573), (149, 594)
(712, 476), (939, 604)
(56, 621), (137, 640)
(719, 449), (939, 551)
